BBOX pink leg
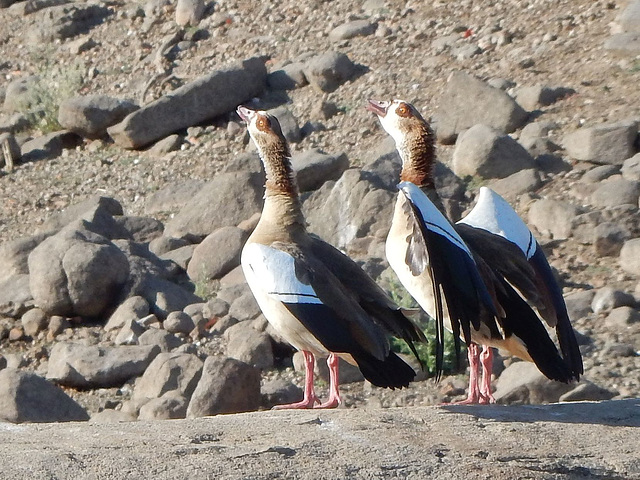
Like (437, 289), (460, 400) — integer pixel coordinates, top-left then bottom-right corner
(447, 343), (482, 405)
(315, 353), (342, 409)
(479, 345), (496, 404)
(272, 350), (320, 409)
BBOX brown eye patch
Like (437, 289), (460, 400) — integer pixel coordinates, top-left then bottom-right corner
(396, 103), (412, 118)
(256, 116), (270, 132)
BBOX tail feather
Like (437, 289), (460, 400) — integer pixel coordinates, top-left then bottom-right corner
(353, 350), (416, 389)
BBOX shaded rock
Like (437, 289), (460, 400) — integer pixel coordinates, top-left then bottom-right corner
(138, 393), (189, 420)
(225, 321), (274, 369)
(114, 216), (164, 243)
(559, 381), (617, 402)
(267, 106), (301, 143)
(267, 62), (308, 90)
(493, 362), (574, 404)
(592, 287), (636, 314)
(27, 3), (112, 43)
(114, 318), (146, 346)
(175, 0), (204, 26)
(48, 315), (71, 338)
(620, 238), (640, 276)
(291, 149), (349, 192)
(144, 180), (206, 215)
(47, 343), (160, 388)
(159, 244), (195, 270)
(434, 71), (528, 143)
(563, 120), (638, 165)
(187, 226), (248, 282)
(514, 85), (575, 111)
(228, 292), (261, 321)
(328, 20), (376, 42)
(261, 378), (303, 407)
(138, 328), (184, 352)
(621, 153), (640, 182)
(0, 274), (33, 317)
(149, 236), (191, 256)
(519, 121), (558, 142)
(564, 290), (595, 321)
(164, 171), (263, 240)
(0, 234), (48, 278)
(604, 306), (640, 328)
(132, 352), (203, 409)
(20, 130), (81, 163)
(136, 276), (202, 319)
(601, 341), (637, 358)
(0, 369), (89, 423)
(186, 356), (261, 417)
(452, 124), (535, 179)
(28, 224), (130, 317)
(148, 134), (184, 155)
(203, 298), (230, 319)
(163, 311), (195, 335)
(58, 95), (138, 139)
(303, 52), (357, 93)
(108, 57), (267, 149)
(590, 178), (640, 208)
(104, 296), (150, 332)
(38, 195), (124, 237)
(488, 169), (541, 200)
(582, 164), (620, 184)
(527, 198), (580, 240)
(594, 222), (629, 257)
(21, 308), (48, 337)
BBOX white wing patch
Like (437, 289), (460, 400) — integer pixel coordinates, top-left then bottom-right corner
(241, 243), (322, 305)
(458, 187), (537, 258)
(398, 181), (472, 256)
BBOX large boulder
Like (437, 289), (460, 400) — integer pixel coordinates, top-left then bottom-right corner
(562, 120), (638, 165)
(58, 95), (138, 139)
(186, 226), (248, 282)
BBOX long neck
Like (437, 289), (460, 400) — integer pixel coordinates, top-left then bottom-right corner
(398, 123), (437, 190)
(257, 143), (306, 237)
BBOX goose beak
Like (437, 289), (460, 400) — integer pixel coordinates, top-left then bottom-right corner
(366, 99), (391, 117)
(236, 105), (254, 123)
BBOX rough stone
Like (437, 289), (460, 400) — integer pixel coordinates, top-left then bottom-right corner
(594, 222), (629, 257)
(144, 180), (206, 216)
(20, 308), (48, 337)
(136, 275), (202, 319)
(186, 355), (261, 418)
(493, 362), (574, 404)
(328, 20), (376, 42)
(563, 120), (638, 165)
(175, 0), (204, 26)
(434, 71), (529, 143)
(303, 51), (358, 93)
(225, 321), (274, 369)
(452, 124), (535, 179)
(260, 378), (303, 407)
(604, 32), (640, 54)
(47, 343), (160, 388)
(113, 216), (164, 243)
(20, 130), (81, 163)
(564, 290), (595, 321)
(621, 153), (640, 181)
(0, 369), (89, 423)
(558, 381), (617, 402)
(138, 328), (184, 352)
(0, 132), (21, 169)
(0, 274), (33, 318)
(104, 296), (150, 332)
(267, 62), (308, 90)
(487, 169), (542, 200)
(109, 57), (267, 149)
(187, 226), (248, 282)
(604, 306), (640, 328)
(267, 106), (301, 143)
(590, 178), (640, 208)
(591, 287), (636, 314)
(527, 198), (580, 240)
(514, 85), (575, 111)
(114, 318), (146, 346)
(228, 292), (261, 321)
(620, 238), (640, 276)
(138, 393), (189, 420)
(58, 95), (138, 139)
(27, 3), (112, 43)
(290, 149), (349, 192)
(163, 311), (195, 335)
(37, 196), (124, 237)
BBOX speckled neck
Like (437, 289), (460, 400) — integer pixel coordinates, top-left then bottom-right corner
(398, 122), (437, 190)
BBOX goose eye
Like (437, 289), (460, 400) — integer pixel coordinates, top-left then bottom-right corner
(256, 117), (269, 131)
(396, 105), (408, 116)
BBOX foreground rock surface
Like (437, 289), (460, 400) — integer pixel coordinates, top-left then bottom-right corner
(0, 401), (637, 479)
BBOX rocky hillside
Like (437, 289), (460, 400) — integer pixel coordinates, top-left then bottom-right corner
(0, 0), (639, 425)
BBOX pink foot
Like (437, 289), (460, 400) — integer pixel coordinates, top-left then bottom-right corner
(479, 345), (496, 405)
(314, 353), (341, 409)
(272, 351), (320, 410)
(443, 343), (483, 405)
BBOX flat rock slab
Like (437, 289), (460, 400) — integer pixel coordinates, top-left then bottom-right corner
(0, 400), (637, 479)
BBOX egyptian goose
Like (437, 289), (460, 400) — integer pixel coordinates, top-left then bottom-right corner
(237, 105), (426, 409)
(367, 99), (583, 404)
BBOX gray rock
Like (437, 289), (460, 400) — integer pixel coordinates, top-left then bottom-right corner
(20, 130), (81, 163)
(164, 171), (263, 240)
(138, 328), (184, 352)
(225, 321), (274, 369)
(186, 355), (261, 417)
(303, 169), (394, 251)
(131, 352), (203, 410)
(582, 165), (620, 184)
(267, 62), (308, 90)
(621, 153), (640, 181)
(519, 121), (558, 142)
(175, 0), (204, 26)
(38, 196), (124, 237)
(138, 392), (189, 420)
(620, 238), (640, 276)
(159, 244), (195, 270)
(559, 381), (617, 402)
(148, 134), (184, 155)
(187, 226), (248, 282)
(144, 180), (206, 215)
(514, 85), (575, 111)
(590, 178), (640, 208)
(47, 343), (160, 388)
(452, 124), (535, 179)
(605, 306), (640, 328)
(493, 362), (574, 404)
(527, 198), (580, 240)
(488, 169), (542, 201)
(28, 224), (130, 317)
(58, 95), (138, 139)
(601, 341), (637, 358)
(563, 120), (638, 165)
(114, 318), (146, 346)
(605, 32), (640, 54)
(21, 308), (48, 337)
(48, 315), (71, 337)
(0, 112), (29, 133)
(267, 106), (301, 143)
(328, 20), (376, 42)
(303, 52), (357, 93)
(592, 287), (636, 314)
(105, 296), (150, 332)
(2, 76), (38, 113)
(0, 235), (48, 279)
(27, 3), (112, 43)
(520, 137), (560, 159)
(66, 35), (98, 54)
(163, 311), (195, 335)
(149, 236), (191, 256)
(108, 57), (267, 149)
(136, 275), (202, 319)
(261, 378), (303, 408)
(594, 222), (629, 257)
(564, 290), (595, 321)
(0, 369), (89, 423)
(434, 71), (529, 143)
(291, 149), (349, 192)
(228, 292), (261, 321)
(203, 298), (230, 320)
(114, 216), (164, 243)
(0, 274), (33, 317)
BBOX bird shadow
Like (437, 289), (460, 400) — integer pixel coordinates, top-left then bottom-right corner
(439, 398), (640, 427)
